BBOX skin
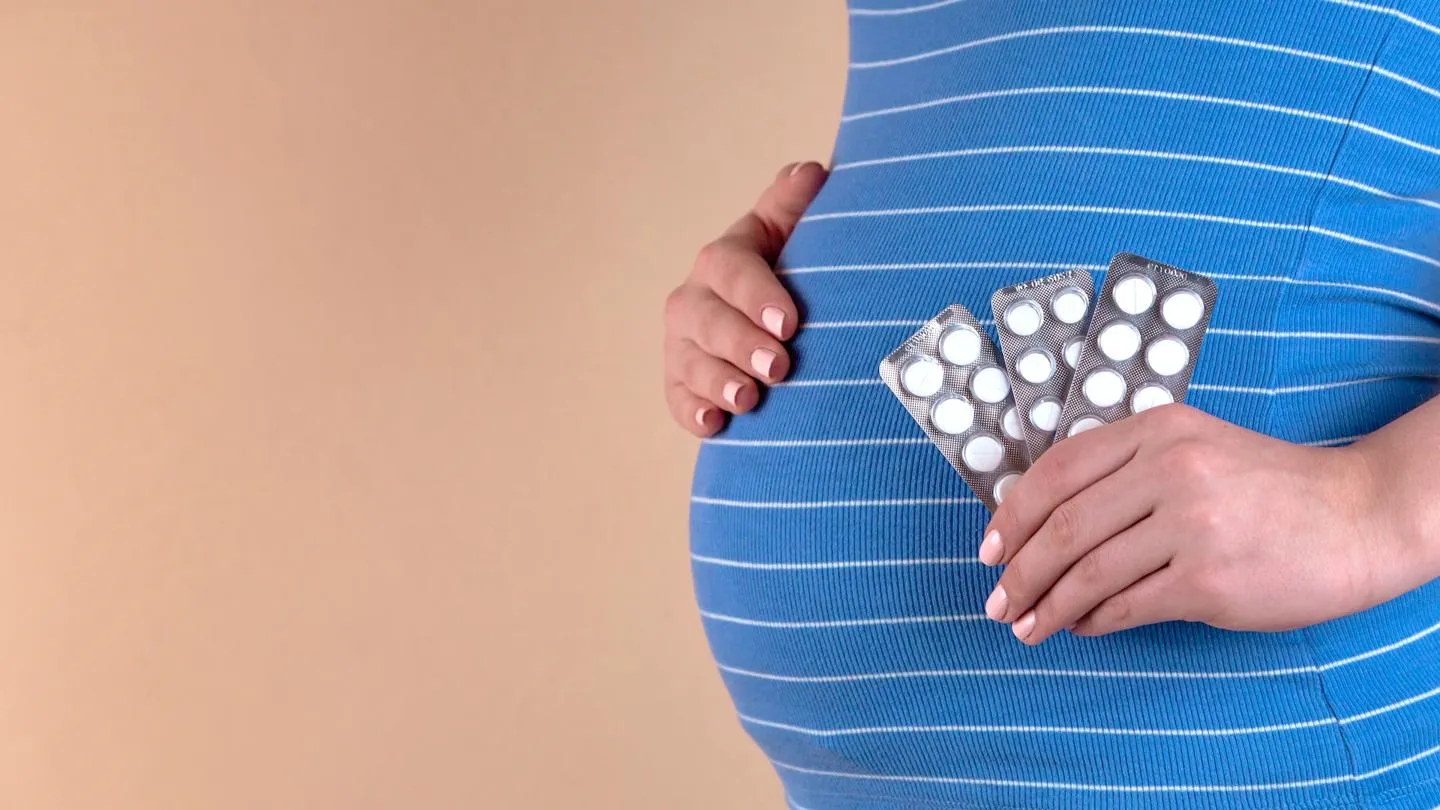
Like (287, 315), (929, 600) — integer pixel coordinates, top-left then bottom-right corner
(664, 164), (1440, 641)
(663, 162), (828, 436)
(984, 399), (1440, 644)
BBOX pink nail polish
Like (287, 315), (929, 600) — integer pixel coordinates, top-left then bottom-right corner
(1013, 611), (1037, 641)
(762, 307), (786, 339)
(723, 381), (744, 408)
(979, 530), (1003, 565)
(984, 585), (1007, 621)
(695, 407), (711, 427)
(751, 348), (777, 378)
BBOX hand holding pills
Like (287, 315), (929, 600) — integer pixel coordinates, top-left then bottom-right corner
(662, 162), (828, 436)
(878, 253), (1440, 645)
(977, 404), (1408, 645)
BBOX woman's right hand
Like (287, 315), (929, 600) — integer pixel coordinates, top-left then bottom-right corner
(662, 161), (828, 436)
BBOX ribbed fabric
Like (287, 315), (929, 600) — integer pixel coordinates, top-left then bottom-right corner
(690, 1), (1440, 808)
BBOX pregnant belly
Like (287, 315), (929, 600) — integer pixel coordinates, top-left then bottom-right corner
(686, 204), (1440, 803)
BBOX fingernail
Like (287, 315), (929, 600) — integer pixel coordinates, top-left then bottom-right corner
(762, 306), (786, 338)
(788, 162), (808, 177)
(979, 530), (1003, 566)
(751, 348), (776, 379)
(695, 407), (712, 428)
(1012, 611), (1037, 641)
(723, 381), (744, 408)
(984, 585), (1007, 621)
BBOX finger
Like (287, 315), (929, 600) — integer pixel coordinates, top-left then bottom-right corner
(667, 338), (760, 414)
(666, 380), (726, 437)
(989, 462), (1158, 624)
(980, 416), (1147, 566)
(673, 286), (790, 383)
(692, 237), (800, 342)
(746, 161), (828, 261)
(1071, 566), (1189, 637)
(694, 162), (827, 341)
(1011, 520), (1175, 645)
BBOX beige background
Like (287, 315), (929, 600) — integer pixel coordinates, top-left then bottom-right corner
(0, 2), (845, 808)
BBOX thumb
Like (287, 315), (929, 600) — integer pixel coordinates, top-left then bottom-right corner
(724, 161), (829, 263)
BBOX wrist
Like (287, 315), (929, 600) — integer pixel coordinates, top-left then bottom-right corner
(1344, 440), (1440, 592)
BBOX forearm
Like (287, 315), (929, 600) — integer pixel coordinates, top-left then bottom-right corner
(1351, 394), (1440, 583)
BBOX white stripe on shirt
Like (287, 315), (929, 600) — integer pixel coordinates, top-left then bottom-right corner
(768, 742), (1440, 791)
(691, 494), (977, 508)
(850, 0), (968, 16)
(831, 144), (1440, 213)
(737, 683), (1439, 738)
(1325, 0), (1440, 38)
(799, 203), (1440, 271)
(691, 553), (980, 570)
(850, 26), (1440, 103)
(839, 86), (1440, 160)
(700, 610), (987, 628)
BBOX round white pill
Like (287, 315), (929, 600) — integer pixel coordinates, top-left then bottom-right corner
(1051, 287), (1090, 324)
(1082, 368), (1127, 408)
(962, 434), (1005, 472)
(970, 366), (1010, 404)
(1003, 299), (1044, 336)
(993, 473), (1020, 504)
(1112, 274), (1157, 315)
(931, 396), (975, 435)
(1161, 289), (1205, 330)
(1146, 336), (1190, 377)
(900, 356), (945, 397)
(939, 325), (982, 366)
(1068, 416), (1106, 436)
(1131, 383), (1175, 413)
(1015, 349), (1055, 384)
(1063, 337), (1083, 369)
(1097, 320), (1142, 362)
(1001, 406), (1024, 441)
(1029, 397), (1062, 431)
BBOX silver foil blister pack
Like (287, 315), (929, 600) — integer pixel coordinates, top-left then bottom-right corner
(990, 269), (1095, 460)
(878, 305), (1030, 511)
(1052, 253), (1218, 440)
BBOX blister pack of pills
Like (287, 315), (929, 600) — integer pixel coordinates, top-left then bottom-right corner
(990, 269), (1095, 461)
(878, 305), (1031, 511)
(1051, 253), (1218, 440)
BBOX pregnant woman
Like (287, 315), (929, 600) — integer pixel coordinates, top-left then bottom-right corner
(662, 2), (1440, 808)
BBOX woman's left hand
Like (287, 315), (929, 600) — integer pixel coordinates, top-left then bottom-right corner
(979, 403), (1424, 644)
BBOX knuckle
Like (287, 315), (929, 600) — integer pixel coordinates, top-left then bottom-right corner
(696, 239), (744, 289)
(663, 285), (692, 332)
(1073, 550), (1106, 586)
(710, 257), (744, 294)
(1167, 402), (1205, 427)
(693, 239), (728, 275)
(1145, 401), (1201, 431)
(1161, 440), (1218, 481)
(707, 316), (749, 359)
(679, 345), (712, 384)
(1045, 502), (1086, 557)
(1181, 501), (1225, 538)
(1101, 592), (1134, 627)
(1034, 450), (1077, 493)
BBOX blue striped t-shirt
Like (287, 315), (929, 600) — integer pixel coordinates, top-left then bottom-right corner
(691, 1), (1440, 808)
